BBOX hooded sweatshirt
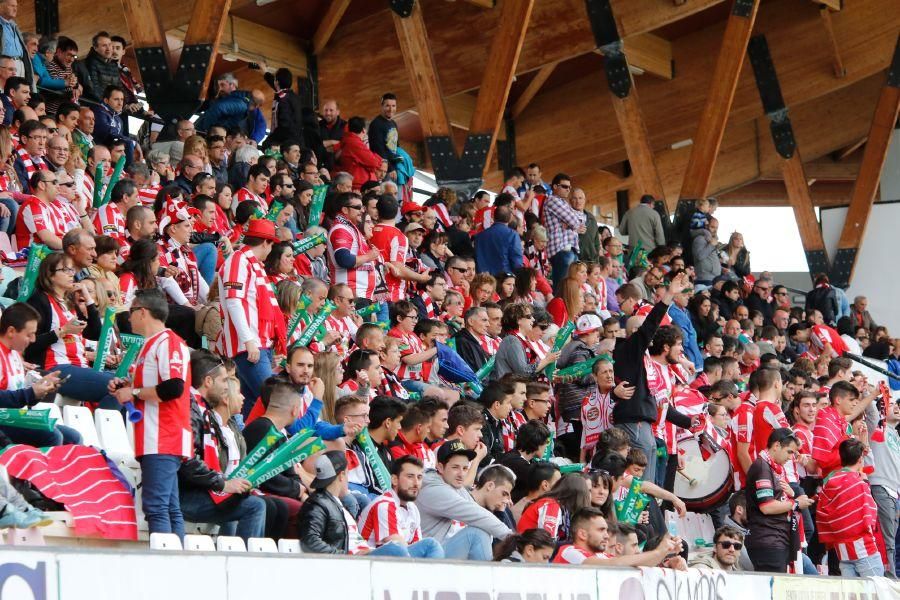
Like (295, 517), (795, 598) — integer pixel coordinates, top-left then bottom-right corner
(417, 469), (511, 542)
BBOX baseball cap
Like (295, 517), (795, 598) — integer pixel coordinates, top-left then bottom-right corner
(575, 313), (603, 336)
(310, 450), (347, 490)
(401, 201), (424, 215)
(404, 222), (425, 234)
(436, 439), (477, 464)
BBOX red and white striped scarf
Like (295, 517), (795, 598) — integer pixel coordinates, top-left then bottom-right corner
(160, 239), (201, 305)
(378, 367), (409, 400)
(421, 292), (437, 319)
(501, 410), (528, 452)
(479, 334), (501, 355)
(16, 147), (48, 175)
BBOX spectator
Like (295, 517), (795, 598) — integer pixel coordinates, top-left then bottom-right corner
(92, 85), (133, 164)
(319, 98), (345, 167)
(474, 205), (523, 276)
(491, 303), (558, 381)
(13, 118), (48, 192)
(517, 473), (591, 542)
(44, 36), (79, 116)
(720, 232), (751, 279)
(0, 0), (32, 88)
(572, 187), (599, 263)
(744, 427), (812, 572)
(669, 284), (703, 369)
(849, 295), (876, 331)
(812, 381), (869, 477)
(217, 218), (280, 412)
(479, 382), (514, 462)
(109, 35), (143, 115)
(552, 507), (678, 566)
(76, 31), (119, 103)
(453, 306), (492, 373)
(618, 195), (665, 255)
(542, 173), (585, 292)
(493, 529), (555, 563)
(367, 93), (399, 177)
(744, 277), (774, 326)
(817, 438), (883, 577)
(688, 525), (745, 571)
(418, 442), (513, 560)
(336, 116), (383, 191)
(805, 273), (840, 327)
(357, 455), (445, 559)
(692, 216), (722, 285)
(72, 106), (95, 160)
(262, 66), (303, 146)
(555, 313), (605, 448)
(327, 191), (381, 300)
(865, 394), (900, 576)
(107, 289), (192, 537)
(194, 72), (254, 133)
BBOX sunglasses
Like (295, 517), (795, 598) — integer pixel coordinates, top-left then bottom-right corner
(347, 204), (364, 210)
(716, 541), (743, 550)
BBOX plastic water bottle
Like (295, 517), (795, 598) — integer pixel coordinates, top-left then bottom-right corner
(666, 512), (679, 538)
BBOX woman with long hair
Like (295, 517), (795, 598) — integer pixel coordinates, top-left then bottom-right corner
(314, 351), (343, 424)
(511, 267), (539, 305)
(87, 235), (122, 308)
(213, 181), (235, 232)
(517, 473), (592, 543)
(265, 242), (297, 285)
(492, 303), (558, 381)
(720, 231), (750, 279)
(495, 272), (516, 304)
(0, 125), (19, 235)
(420, 230), (452, 273)
(546, 276), (583, 328)
(493, 529), (555, 563)
(688, 293), (718, 350)
(588, 470), (616, 522)
(183, 135), (210, 171)
(25, 252), (118, 407)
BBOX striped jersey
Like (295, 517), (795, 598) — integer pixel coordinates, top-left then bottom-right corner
(358, 489), (422, 546)
(553, 545), (610, 564)
(389, 327), (425, 381)
(817, 468), (879, 561)
(44, 295), (89, 368)
(16, 195), (65, 250)
(217, 246), (279, 356)
(729, 399), (756, 490)
(235, 187), (267, 211)
(369, 223), (409, 301)
(327, 216), (378, 299)
(0, 341), (25, 390)
(92, 202), (127, 245)
(131, 328), (192, 458)
(812, 405), (852, 478)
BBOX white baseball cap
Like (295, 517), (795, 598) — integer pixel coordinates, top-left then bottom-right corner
(575, 313), (603, 336)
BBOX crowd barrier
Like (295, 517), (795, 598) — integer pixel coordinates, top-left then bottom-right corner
(1, 546), (899, 600)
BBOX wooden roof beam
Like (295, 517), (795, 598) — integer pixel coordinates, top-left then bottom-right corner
(679, 0), (760, 202)
(468, 0), (535, 174)
(718, 180), (858, 207)
(832, 35), (900, 287)
(833, 137), (868, 161)
(405, 93), (478, 131)
(812, 0), (842, 11)
(168, 15), (308, 74)
(622, 34), (674, 80)
(312, 0), (351, 56)
(819, 6), (847, 78)
(511, 62), (558, 119)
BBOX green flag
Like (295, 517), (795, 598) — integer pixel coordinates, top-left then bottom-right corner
(17, 245), (51, 302)
(307, 184), (329, 228)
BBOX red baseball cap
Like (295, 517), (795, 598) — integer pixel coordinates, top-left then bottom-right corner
(401, 201), (423, 215)
(243, 218), (280, 243)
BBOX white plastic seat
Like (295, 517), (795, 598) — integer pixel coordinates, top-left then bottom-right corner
(149, 532), (182, 551)
(184, 534), (215, 551)
(247, 537), (277, 553)
(94, 409), (138, 467)
(216, 535), (246, 552)
(31, 402), (62, 424)
(62, 405), (100, 447)
(277, 539), (302, 554)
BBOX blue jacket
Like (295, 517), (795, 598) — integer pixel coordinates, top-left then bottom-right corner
(195, 91), (250, 132)
(32, 53), (66, 91)
(669, 304), (704, 370)
(474, 223), (523, 275)
(92, 102), (124, 146)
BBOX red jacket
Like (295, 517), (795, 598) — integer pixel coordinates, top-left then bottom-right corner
(817, 469), (878, 548)
(336, 133), (383, 190)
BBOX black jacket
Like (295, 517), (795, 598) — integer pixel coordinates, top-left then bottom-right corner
(242, 417), (302, 499)
(78, 48), (121, 103)
(453, 328), (489, 373)
(178, 398), (226, 492)
(556, 339), (598, 422)
(263, 74), (304, 146)
(298, 490), (348, 554)
(610, 301), (691, 431)
(745, 294), (774, 326)
(806, 286), (839, 326)
(482, 409), (505, 462)
(25, 291), (101, 368)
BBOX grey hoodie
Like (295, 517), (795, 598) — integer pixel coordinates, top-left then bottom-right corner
(691, 228), (722, 282)
(417, 470), (512, 542)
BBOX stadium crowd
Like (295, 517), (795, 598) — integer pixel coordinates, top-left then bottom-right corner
(0, 10), (897, 578)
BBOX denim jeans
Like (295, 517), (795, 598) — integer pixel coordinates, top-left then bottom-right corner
(615, 421), (657, 486)
(50, 364), (118, 409)
(0, 196), (17, 236)
(872, 485), (899, 577)
(442, 526), (492, 561)
(234, 348), (273, 417)
(369, 538), (444, 559)
(840, 552), (884, 578)
(192, 242), (217, 285)
(180, 488), (266, 541)
(549, 249), (577, 294)
(0, 423), (83, 447)
(139, 454), (184, 538)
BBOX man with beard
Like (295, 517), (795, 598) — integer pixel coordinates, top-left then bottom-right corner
(357, 456), (444, 558)
(554, 507), (679, 566)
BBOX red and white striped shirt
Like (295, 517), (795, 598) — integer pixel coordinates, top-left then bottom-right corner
(729, 399), (757, 490)
(358, 489), (422, 546)
(552, 545), (610, 564)
(130, 328), (192, 457)
(327, 215), (378, 299)
(159, 239), (204, 306)
(501, 410), (528, 452)
(92, 202), (127, 245)
(235, 187), (266, 211)
(594, 278), (608, 311)
(389, 327), (425, 381)
(51, 197), (82, 232)
(792, 422), (815, 479)
(479, 334), (501, 355)
(16, 195), (65, 250)
(518, 497), (565, 539)
(44, 295), (89, 368)
(646, 355), (674, 451)
(323, 314), (358, 361)
(0, 341), (25, 390)
(370, 223), (409, 301)
(217, 246), (278, 356)
(817, 468), (879, 561)
(138, 185), (161, 207)
(119, 273), (139, 307)
(752, 399), (789, 456)
(812, 405), (852, 478)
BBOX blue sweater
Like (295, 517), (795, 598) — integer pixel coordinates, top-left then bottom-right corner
(474, 223), (523, 276)
(285, 397), (345, 440)
(669, 304), (704, 370)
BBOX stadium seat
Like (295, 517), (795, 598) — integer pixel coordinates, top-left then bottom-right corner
(247, 537), (277, 553)
(184, 534), (215, 551)
(31, 402), (62, 424)
(7, 528), (45, 546)
(149, 532), (182, 551)
(277, 539), (302, 554)
(94, 409), (138, 467)
(215, 536), (246, 552)
(62, 405), (100, 447)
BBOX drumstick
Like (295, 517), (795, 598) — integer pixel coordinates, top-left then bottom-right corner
(677, 469), (698, 487)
